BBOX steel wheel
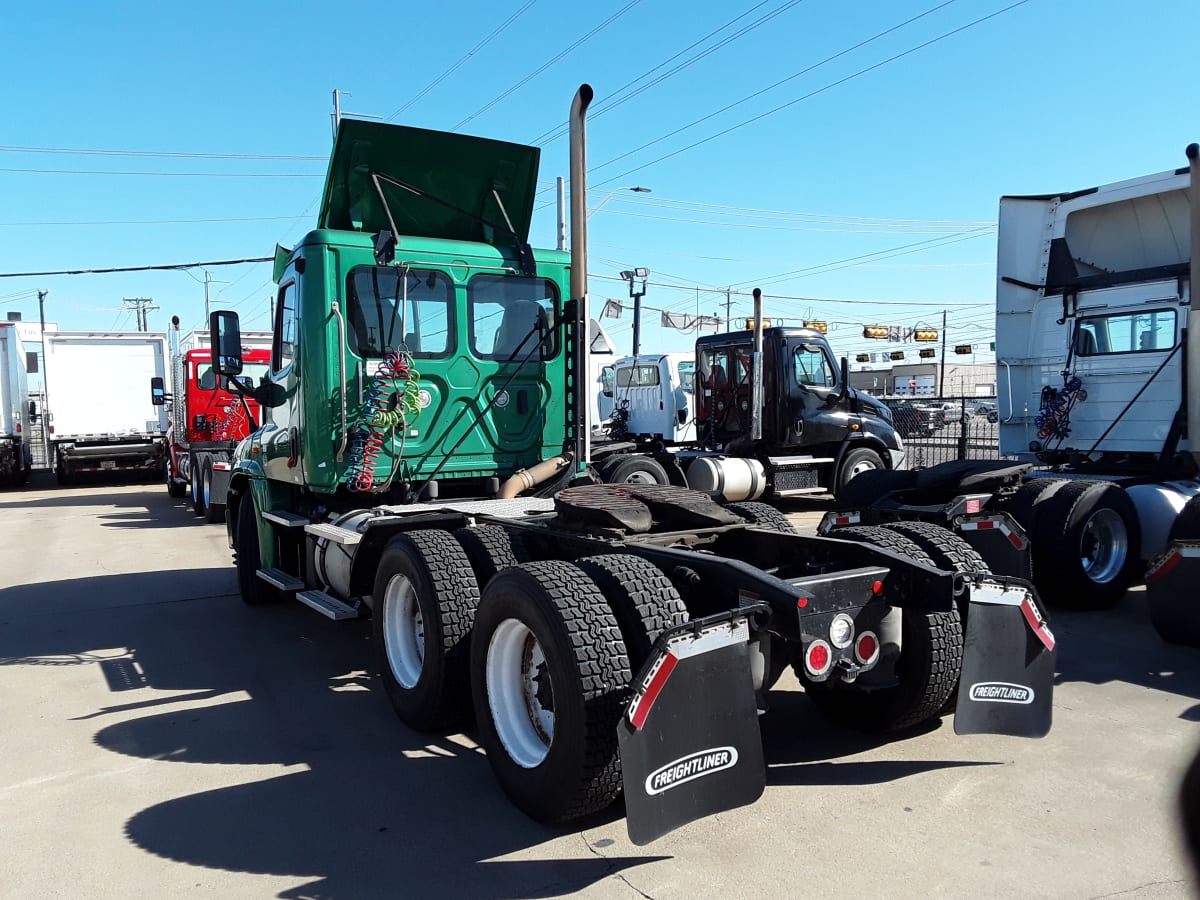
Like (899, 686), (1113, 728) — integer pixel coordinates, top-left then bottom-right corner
(486, 617), (554, 768)
(382, 573), (425, 689)
(202, 465), (213, 510)
(621, 470), (660, 485)
(1079, 507), (1128, 585)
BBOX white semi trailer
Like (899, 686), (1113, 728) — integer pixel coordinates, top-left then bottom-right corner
(44, 331), (169, 484)
(0, 322), (32, 486)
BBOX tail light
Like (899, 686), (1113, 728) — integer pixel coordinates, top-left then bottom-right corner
(855, 631), (880, 665)
(15, 423), (21, 433)
(804, 639), (832, 677)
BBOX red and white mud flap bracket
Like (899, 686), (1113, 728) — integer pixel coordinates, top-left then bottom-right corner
(954, 576), (1056, 739)
(1145, 541), (1200, 647)
(816, 510), (861, 536)
(955, 513), (1032, 581)
(618, 603), (770, 846)
(209, 460), (233, 508)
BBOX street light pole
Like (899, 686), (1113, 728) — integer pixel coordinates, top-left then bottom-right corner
(588, 185), (651, 219)
(620, 268), (649, 356)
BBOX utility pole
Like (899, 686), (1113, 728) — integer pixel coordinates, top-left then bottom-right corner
(938, 308), (948, 398)
(331, 88), (344, 142)
(725, 288), (732, 329)
(556, 176), (566, 251)
(204, 271), (212, 322)
(123, 297), (158, 332)
(37, 290), (50, 463)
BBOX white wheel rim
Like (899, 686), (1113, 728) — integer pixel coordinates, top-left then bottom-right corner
(1080, 507), (1128, 584)
(622, 470), (659, 484)
(849, 458), (879, 479)
(383, 574), (425, 689)
(486, 618), (554, 768)
(203, 469), (212, 507)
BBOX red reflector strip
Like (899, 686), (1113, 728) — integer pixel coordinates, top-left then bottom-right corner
(1020, 596), (1056, 651)
(976, 520), (995, 529)
(630, 652), (679, 730)
(1146, 550), (1183, 582)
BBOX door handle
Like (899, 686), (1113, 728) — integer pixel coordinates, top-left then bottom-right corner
(288, 426), (300, 467)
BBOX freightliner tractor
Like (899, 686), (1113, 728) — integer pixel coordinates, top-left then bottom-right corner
(209, 84), (1056, 844)
(0, 321), (33, 487)
(823, 145), (1200, 644)
(151, 319), (272, 523)
(591, 320), (906, 499)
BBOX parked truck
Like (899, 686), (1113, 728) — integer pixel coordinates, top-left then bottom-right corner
(591, 325), (907, 498)
(0, 322), (32, 487)
(208, 85), (1056, 844)
(153, 320), (272, 522)
(44, 331), (169, 484)
(823, 144), (1200, 638)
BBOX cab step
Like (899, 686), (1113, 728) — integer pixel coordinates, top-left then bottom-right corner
(305, 522), (362, 545)
(263, 509), (309, 528)
(297, 589), (360, 621)
(256, 568), (305, 593)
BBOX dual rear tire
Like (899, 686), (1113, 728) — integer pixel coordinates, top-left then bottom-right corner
(373, 530), (686, 824)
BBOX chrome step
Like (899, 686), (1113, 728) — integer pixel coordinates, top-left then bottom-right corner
(305, 522), (362, 545)
(297, 590), (360, 621)
(774, 487), (827, 497)
(263, 509), (309, 528)
(256, 568), (305, 592)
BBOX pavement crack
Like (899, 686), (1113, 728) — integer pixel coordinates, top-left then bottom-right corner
(1089, 879), (1187, 899)
(579, 831), (655, 900)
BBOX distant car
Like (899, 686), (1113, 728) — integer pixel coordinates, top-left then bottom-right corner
(883, 399), (933, 437)
(912, 402), (946, 429)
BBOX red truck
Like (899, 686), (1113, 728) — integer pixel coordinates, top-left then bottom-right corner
(153, 321), (271, 522)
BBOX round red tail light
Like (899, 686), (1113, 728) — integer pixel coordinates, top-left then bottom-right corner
(855, 631), (879, 665)
(805, 639), (832, 676)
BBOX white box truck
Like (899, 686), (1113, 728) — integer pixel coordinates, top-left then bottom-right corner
(44, 331), (169, 484)
(0, 322), (32, 486)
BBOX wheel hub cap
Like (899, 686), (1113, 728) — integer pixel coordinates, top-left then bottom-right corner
(382, 574), (425, 688)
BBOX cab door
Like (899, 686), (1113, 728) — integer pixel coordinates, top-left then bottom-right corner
(785, 340), (849, 451)
(262, 272), (302, 484)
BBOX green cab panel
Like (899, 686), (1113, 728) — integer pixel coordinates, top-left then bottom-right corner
(319, 119), (540, 245)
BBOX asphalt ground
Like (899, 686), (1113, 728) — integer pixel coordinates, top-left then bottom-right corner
(1, 475), (1198, 899)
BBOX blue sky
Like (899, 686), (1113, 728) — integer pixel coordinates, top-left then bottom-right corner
(2, 0), (1194, 374)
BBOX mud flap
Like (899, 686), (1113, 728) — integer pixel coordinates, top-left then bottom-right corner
(1146, 542), (1200, 647)
(954, 579), (1055, 738)
(618, 609), (766, 846)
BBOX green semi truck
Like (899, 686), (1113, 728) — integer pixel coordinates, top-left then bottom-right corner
(209, 84), (1056, 843)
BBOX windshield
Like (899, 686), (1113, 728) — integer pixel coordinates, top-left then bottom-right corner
(467, 274), (559, 360)
(346, 266), (454, 358)
(677, 360), (696, 392)
(196, 362), (270, 391)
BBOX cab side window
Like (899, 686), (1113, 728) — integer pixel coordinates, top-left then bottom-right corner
(794, 346), (834, 388)
(274, 280), (297, 372)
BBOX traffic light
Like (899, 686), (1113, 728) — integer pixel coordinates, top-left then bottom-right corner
(744, 317), (774, 330)
(919, 348), (936, 359)
(913, 328), (938, 342)
(803, 320), (827, 333)
(889, 351), (905, 361)
(863, 324), (890, 339)
(954, 344), (973, 355)
(855, 353), (870, 363)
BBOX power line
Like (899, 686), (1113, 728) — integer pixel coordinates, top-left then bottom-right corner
(0, 257), (273, 279)
(450, 0), (645, 131)
(0, 144), (325, 161)
(0, 167), (322, 178)
(529, 0), (803, 146)
(388, 0), (538, 122)
(592, 0), (1030, 188)
(0, 214), (309, 227)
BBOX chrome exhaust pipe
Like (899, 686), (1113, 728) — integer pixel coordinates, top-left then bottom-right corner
(570, 84), (594, 469)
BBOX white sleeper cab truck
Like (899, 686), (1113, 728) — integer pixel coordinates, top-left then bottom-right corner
(598, 352), (696, 446)
(824, 144), (1200, 642)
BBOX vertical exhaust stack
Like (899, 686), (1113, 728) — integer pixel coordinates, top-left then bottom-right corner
(1189, 143), (1200, 468)
(751, 287), (764, 441)
(569, 84), (594, 469)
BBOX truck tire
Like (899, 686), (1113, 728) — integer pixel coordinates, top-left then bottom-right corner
(1030, 481), (1141, 609)
(600, 455), (670, 486)
(726, 501), (798, 534)
(166, 457), (187, 499)
(792, 525), (963, 732)
(471, 561), (629, 824)
(575, 554), (688, 672)
(836, 447), (885, 496)
(202, 459), (225, 524)
(879, 521), (991, 579)
(455, 525), (531, 590)
(372, 529), (481, 732)
(1149, 496), (1200, 646)
(1000, 478), (1069, 535)
(836, 467), (917, 508)
(234, 493), (274, 606)
(190, 453), (206, 518)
